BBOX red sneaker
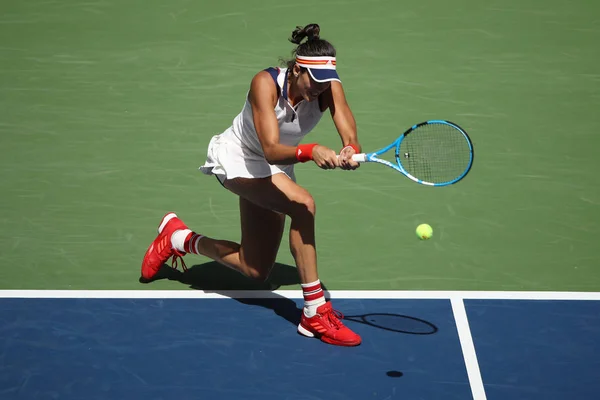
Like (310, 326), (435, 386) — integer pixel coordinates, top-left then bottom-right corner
(297, 302), (362, 346)
(141, 212), (189, 281)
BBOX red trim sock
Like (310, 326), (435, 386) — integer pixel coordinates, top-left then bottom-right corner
(302, 279), (326, 317)
(183, 232), (204, 254)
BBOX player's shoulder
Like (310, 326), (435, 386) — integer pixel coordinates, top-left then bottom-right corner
(251, 67), (279, 86)
(250, 68), (280, 100)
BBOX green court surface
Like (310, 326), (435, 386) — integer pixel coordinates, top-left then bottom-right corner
(1, 0), (599, 291)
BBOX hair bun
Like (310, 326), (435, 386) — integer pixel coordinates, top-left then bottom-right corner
(289, 23), (321, 44)
(305, 23), (320, 41)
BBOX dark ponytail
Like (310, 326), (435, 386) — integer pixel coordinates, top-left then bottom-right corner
(282, 24), (336, 69)
(289, 23), (321, 44)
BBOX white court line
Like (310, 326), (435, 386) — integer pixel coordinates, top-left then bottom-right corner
(1, 289), (600, 300)
(451, 297), (487, 400)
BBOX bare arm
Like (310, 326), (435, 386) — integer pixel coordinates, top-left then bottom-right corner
(321, 81), (361, 151)
(320, 81), (361, 169)
(249, 71), (298, 165)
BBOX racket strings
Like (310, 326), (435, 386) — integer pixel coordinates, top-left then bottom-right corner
(398, 124), (471, 184)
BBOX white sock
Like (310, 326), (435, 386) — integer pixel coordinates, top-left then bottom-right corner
(302, 279), (326, 318)
(170, 229), (191, 253)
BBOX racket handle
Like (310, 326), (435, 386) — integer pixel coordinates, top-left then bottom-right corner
(352, 153), (367, 162)
(336, 153), (367, 162)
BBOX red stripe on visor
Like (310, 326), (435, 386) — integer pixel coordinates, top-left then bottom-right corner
(295, 56), (340, 83)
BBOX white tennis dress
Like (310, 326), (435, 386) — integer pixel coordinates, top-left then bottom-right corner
(199, 67), (325, 183)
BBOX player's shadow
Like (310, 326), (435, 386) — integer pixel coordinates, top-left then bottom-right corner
(140, 261), (308, 326)
(140, 262), (438, 334)
(140, 261), (300, 291)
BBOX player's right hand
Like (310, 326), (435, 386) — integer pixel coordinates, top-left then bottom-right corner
(312, 145), (339, 170)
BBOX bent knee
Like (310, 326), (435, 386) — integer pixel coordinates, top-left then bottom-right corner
(291, 193), (316, 217)
(240, 255), (275, 282)
(244, 264), (272, 282)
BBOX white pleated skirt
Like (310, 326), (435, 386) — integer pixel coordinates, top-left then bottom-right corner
(199, 129), (296, 184)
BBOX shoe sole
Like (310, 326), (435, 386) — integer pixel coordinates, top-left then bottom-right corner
(297, 323), (361, 347)
(297, 323), (315, 338)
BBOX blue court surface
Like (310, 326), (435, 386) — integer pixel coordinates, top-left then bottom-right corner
(1, 290), (599, 400)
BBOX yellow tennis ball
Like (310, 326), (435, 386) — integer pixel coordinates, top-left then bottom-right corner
(416, 224), (433, 240)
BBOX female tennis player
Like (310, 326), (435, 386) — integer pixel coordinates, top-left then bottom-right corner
(141, 24), (362, 346)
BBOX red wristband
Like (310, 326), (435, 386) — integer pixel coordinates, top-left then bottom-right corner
(341, 144), (360, 153)
(296, 143), (317, 163)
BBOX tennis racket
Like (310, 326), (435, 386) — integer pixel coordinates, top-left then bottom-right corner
(348, 120), (474, 186)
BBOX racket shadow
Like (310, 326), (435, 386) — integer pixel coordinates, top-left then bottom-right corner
(343, 313), (438, 335)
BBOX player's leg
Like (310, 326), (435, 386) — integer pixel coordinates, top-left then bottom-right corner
(141, 198), (285, 282)
(224, 173), (361, 346)
(189, 196), (285, 281)
(238, 197), (286, 280)
(223, 173), (319, 284)
(140, 173), (360, 345)
(148, 175), (317, 285)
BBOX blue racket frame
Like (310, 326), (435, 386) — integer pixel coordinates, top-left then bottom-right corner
(354, 120), (474, 186)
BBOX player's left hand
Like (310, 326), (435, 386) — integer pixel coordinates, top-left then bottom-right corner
(339, 145), (360, 170)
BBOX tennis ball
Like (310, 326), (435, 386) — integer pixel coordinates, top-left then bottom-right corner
(416, 224), (433, 240)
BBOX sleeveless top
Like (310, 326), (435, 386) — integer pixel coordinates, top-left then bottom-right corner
(222, 67), (325, 157)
